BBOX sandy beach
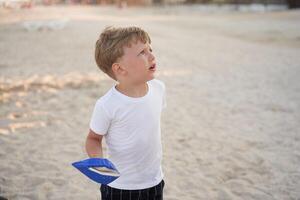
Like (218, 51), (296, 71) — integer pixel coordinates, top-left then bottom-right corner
(0, 5), (300, 200)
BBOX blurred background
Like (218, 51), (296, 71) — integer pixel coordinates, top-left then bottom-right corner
(1, 0), (300, 9)
(0, 0), (300, 200)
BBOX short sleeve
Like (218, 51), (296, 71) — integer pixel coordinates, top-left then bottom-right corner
(89, 100), (111, 135)
(162, 83), (167, 110)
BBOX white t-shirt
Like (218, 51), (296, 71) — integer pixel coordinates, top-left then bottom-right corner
(89, 79), (166, 190)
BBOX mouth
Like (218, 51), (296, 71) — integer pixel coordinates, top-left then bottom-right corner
(149, 63), (156, 71)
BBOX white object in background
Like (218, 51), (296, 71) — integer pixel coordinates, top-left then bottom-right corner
(21, 19), (69, 31)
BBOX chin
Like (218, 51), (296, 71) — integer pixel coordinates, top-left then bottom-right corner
(147, 76), (155, 81)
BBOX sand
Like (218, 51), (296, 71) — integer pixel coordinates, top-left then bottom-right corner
(0, 5), (300, 200)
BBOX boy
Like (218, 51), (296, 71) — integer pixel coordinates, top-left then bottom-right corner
(85, 26), (166, 200)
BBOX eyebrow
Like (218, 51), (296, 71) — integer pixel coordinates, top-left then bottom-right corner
(138, 46), (152, 55)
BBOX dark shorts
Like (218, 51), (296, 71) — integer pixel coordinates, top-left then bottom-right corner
(100, 180), (165, 200)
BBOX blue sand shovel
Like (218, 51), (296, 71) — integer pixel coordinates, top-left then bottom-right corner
(72, 158), (120, 185)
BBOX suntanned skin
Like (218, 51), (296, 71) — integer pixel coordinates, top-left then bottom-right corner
(85, 129), (104, 158)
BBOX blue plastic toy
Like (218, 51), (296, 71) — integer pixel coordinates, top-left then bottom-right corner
(72, 158), (120, 185)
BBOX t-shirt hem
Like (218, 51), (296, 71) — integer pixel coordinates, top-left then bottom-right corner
(89, 125), (106, 136)
(107, 177), (164, 190)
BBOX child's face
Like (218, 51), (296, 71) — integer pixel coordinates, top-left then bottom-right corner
(118, 39), (156, 83)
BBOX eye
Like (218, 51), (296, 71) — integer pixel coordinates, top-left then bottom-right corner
(149, 48), (153, 52)
(140, 50), (146, 55)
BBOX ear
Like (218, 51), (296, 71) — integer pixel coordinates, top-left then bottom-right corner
(112, 63), (127, 77)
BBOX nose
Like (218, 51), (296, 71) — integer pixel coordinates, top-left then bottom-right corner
(148, 52), (155, 62)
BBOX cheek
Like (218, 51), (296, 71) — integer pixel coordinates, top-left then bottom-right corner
(131, 57), (147, 68)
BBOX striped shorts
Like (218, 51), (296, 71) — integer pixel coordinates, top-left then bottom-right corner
(100, 180), (165, 200)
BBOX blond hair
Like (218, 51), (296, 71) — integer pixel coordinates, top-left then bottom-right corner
(95, 26), (151, 80)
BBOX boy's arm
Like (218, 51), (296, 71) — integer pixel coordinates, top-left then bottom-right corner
(85, 129), (104, 158)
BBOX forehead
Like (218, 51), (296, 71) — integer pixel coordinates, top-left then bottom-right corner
(123, 39), (150, 53)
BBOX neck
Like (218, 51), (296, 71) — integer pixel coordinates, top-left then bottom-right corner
(115, 81), (148, 98)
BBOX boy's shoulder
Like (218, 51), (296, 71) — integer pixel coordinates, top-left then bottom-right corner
(149, 79), (165, 91)
(94, 87), (115, 107)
